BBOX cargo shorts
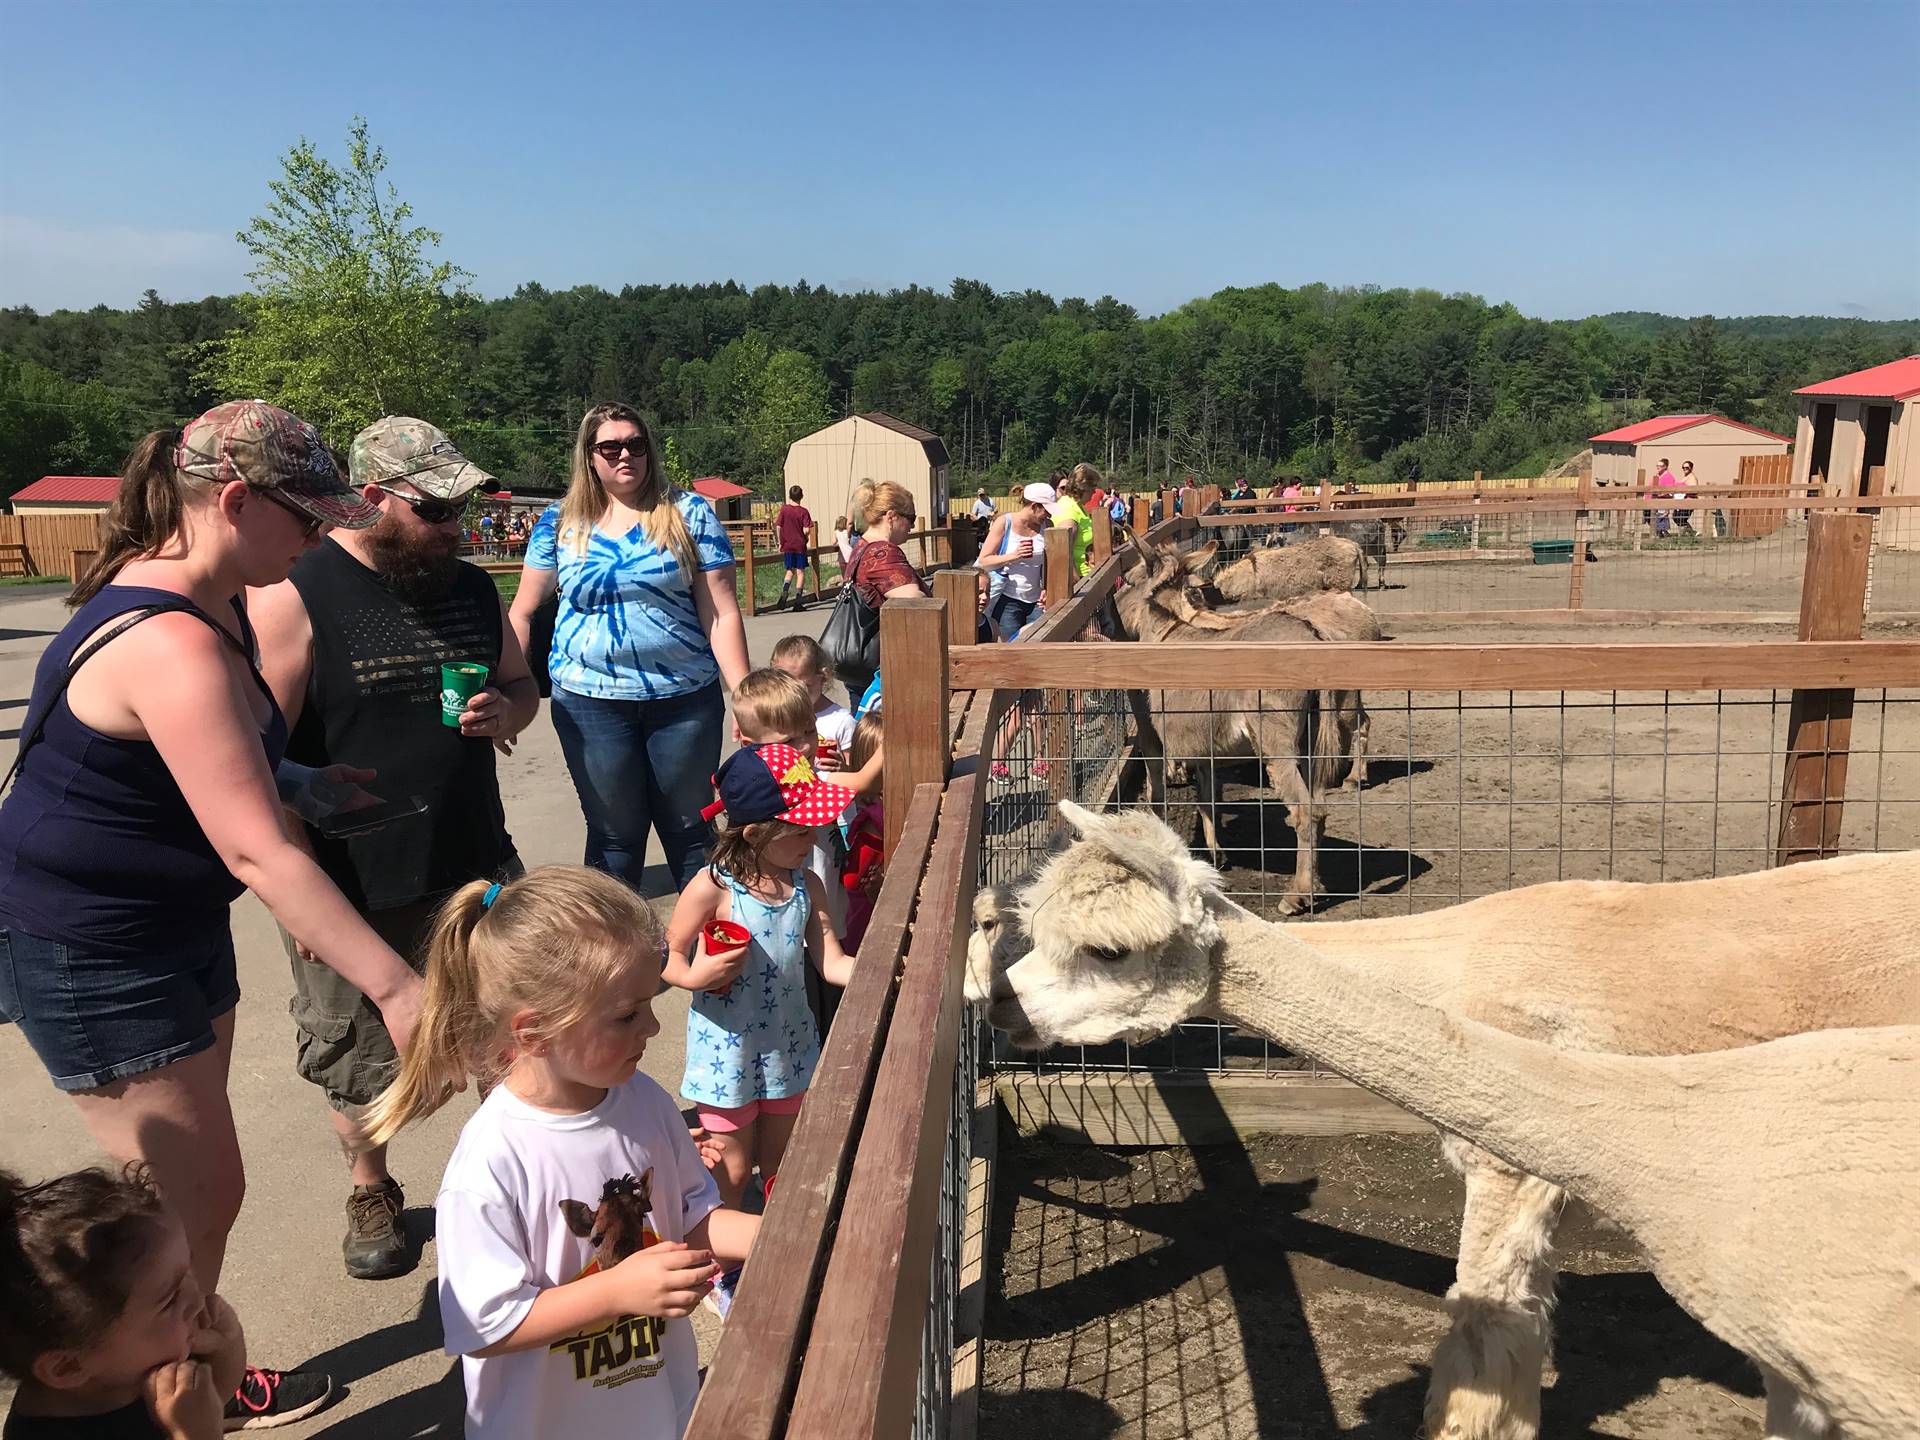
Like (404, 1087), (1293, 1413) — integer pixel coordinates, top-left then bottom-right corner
(286, 858), (522, 1115)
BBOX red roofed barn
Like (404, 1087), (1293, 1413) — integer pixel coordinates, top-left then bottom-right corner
(688, 476), (753, 523)
(9, 475), (122, 515)
(1588, 415), (1790, 490)
(1790, 355), (1920, 507)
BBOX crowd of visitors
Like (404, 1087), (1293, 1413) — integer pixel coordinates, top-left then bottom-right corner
(0, 402), (1156, 1436)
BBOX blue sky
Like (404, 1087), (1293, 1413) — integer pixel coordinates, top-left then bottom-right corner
(3, 0), (1915, 320)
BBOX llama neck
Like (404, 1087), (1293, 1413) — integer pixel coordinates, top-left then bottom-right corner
(1207, 902), (1664, 1229)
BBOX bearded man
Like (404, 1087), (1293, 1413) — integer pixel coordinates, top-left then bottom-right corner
(252, 417), (538, 1279)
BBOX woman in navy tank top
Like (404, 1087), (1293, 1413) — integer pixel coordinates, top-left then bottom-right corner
(0, 402), (427, 1426)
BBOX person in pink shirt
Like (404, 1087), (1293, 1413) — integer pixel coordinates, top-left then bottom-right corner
(1652, 459), (1677, 538)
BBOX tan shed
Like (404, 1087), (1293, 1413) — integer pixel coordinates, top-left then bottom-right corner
(1793, 355), (1920, 553)
(783, 412), (951, 532)
(1588, 415), (1791, 490)
(8, 475), (119, 516)
(1791, 355), (1920, 500)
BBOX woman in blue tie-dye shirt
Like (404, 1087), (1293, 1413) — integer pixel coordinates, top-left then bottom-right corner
(509, 403), (750, 890)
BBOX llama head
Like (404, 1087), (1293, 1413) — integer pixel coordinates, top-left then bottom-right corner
(982, 801), (1225, 1050)
(1113, 539), (1218, 638)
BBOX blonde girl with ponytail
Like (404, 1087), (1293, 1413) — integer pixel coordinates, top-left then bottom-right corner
(508, 403), (750, 893)
(364, 865), (758, 1438)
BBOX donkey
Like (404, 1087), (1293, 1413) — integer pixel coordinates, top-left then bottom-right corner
(559, 1171), (659, 1274)
(1115, 539), (1378, 911)
(1205, 533), (1363, 604)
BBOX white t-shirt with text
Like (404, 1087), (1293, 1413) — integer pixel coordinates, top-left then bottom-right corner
(436, 1075), (723, 1440)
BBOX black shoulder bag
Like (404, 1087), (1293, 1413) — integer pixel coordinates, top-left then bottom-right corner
(819, 542), (882, 688)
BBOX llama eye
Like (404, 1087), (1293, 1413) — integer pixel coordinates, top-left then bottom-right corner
(1087, 945), (1127, 964)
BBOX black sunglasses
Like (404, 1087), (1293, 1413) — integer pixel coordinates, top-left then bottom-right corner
(380, 488), (464, 525)
(591, 438), (650, 462)
(252, 486), (322, 538)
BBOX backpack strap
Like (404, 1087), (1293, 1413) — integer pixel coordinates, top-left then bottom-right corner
(1, 600), (249, 794)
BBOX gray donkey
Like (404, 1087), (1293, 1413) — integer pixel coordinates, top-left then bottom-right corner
(1115, 539), (1379, 911)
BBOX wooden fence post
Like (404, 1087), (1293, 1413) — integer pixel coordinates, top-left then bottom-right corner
(809, 522), (824, 598)
(880, 598), (949, 858)
(1568, 462), (1592, 610)
(741, 538), (759, 617)
(1470, 471), (1482, 550)
(1131, 496), (1150, 538)
(1774, 512), (1872, 867)
(1043, 527), (1072, 608)
(1090, 505), (1112, 568)
(932, 568), (980, 648)
(1632, 467), (1646, 552)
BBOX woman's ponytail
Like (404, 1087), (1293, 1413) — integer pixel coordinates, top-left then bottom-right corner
(69, 430), (187, 607)
(361, 880), (496, 1147)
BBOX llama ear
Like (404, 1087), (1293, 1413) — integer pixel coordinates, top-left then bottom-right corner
(1180, 541), (1219, 574)
(1058, 800), (1108, 839)
(1059, 802), (1189, 891)
(559, 1199), (595, 1238)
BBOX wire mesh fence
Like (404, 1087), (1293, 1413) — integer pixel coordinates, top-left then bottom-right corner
(1200, 504), (1920, 620)
(977, 678), (1920, 1078)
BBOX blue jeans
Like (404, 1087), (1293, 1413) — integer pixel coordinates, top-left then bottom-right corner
(550, 682), (724, 893)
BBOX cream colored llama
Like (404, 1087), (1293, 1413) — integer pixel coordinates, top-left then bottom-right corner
(967, 804), (1920, 1440)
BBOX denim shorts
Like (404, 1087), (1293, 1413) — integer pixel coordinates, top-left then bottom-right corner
(0, 925), (239, 1092)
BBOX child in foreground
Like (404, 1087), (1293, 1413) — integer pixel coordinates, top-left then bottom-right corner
(0, 1164), (247, 1440)
(362, 867), (757, 1440)
(664, 744), (858, 1220)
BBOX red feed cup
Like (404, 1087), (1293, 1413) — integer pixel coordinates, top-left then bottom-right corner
(702, 919), (751, 996)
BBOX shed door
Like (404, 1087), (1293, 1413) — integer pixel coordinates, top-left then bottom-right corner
(1861, 405), (1892, 499)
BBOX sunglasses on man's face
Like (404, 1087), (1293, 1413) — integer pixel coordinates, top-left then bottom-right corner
(380, 488), (463, 525)
(591, 438), (650, 462)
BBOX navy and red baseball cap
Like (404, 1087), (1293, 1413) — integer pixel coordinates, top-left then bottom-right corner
(700, 742), (855, 827)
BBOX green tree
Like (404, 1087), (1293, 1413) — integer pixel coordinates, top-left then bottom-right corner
(204, 117), (469, 442)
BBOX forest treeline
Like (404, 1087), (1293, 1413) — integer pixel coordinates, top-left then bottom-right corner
(2, 279), (1914, 500)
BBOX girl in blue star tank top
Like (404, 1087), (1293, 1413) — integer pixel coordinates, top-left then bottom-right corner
(662, 743), (857, 1210)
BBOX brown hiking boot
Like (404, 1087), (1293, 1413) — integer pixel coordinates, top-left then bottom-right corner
(343, 1177), (411, 1279)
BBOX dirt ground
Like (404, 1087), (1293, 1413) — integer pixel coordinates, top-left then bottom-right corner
(982, 1132), (1763, 1440)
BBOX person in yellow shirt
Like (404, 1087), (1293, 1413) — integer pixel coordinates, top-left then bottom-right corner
(1053, 467), (1097, 576)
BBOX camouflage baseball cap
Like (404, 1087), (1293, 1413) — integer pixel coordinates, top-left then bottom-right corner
(349, 417), (500, 501)
(176, 400), (379, 530)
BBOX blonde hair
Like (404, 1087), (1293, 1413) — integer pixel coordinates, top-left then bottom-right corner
(850, 479), (915, 531)
(361, 867), (662, 1145)
(561, 402), (697, 574)
(1065, 462), (1104, 501)
(769, 633), (827, 675)
(847, 710), (884, 775)
(731, 667), (814, 742)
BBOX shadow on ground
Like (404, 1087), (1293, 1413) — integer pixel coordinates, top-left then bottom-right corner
(982, 1129), (1759, 1439)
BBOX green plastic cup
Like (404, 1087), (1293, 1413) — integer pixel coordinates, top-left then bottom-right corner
(440, 662), (490, 728)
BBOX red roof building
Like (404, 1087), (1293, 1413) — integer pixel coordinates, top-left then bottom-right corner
(1587, 415), (1790, 491)
(1791, 356), (1920, 510)
(1792, 355), (1920, 402)
(10, 476), (122, 510)
(688, 476), (753, 522)
(1589, 415), (1790, 446)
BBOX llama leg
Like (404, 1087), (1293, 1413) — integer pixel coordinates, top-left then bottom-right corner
(1265, 757), (1318, 913)
(1425, 1139), (1566, 1440)
(1193, 758), (1225, 867)
(1344, 695), (1371, 789)
(1759, 1369), (1832, 1440)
